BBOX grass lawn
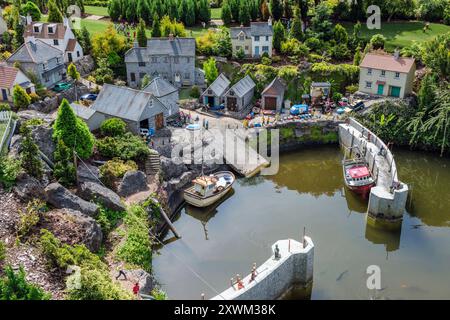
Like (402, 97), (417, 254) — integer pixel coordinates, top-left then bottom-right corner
(343, 21), (450, 50)
(211, 8), (222, 20)
(179, 88), (195, 100)
(84, 5), (109, 17)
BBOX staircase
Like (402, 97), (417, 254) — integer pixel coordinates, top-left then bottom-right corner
(145, 151), (160, 175)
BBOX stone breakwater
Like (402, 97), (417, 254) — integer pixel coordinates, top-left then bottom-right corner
(211, 237), (314, 300)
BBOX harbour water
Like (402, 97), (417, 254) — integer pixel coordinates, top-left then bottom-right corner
(153, 146), (450, 299)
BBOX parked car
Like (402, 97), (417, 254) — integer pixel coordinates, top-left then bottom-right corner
(352, 101), (365, 112)
(80, 93), (98, 101)
(52, 82), (72, 92)
(290, 104), (309, 115)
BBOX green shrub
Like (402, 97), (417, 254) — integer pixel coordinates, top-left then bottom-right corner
(0, 104), (11, 111)
(235, 47), (245, 60)
(23, 118), (44, 127)
(20, 126), (43, 179)
(53, 139), (76, 187)
(281, 38), (309, 57)
(0, 156), (22, 190)
(17, 199), (46, 239)
(96, 206), (126, 235)
(100, 118), (127, 137)
(346, 84), (359, 94)
(151, 288), (168, 300)
(333, 92), (343, 102)
(0, 266), (50, 300)
(305, 37), (321, 52)
(370, 34), (386, 49)
(12, 85), (31, 109)
(96, 132), (150, 161)
(0, 241), (5, 263)
(117, 205), (152, 272)
(99, 158), (138, 188)
(190, 86), (200, 99)
(29, 92), (40, 103)
(261, 56), (272, 65)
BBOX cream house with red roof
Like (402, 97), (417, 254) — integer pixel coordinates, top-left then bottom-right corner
(24, 16), (83, 63)
(358, 52), (415, 99)
(0, 65), (35, 103)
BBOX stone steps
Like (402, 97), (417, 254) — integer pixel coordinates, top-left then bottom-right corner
(145, 152), (160, 175)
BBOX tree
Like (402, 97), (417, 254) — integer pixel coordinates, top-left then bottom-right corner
(108, 0), (122, 21)
(333, 24), (348, 44)
(92, 25), (126, 59)
(136, 0), (151, 22)
(12, 4), (24, 50)
(418, 73), (437, 110)
(198, 0), (211, 23)
(151, 14), (161, 37)
(250, 0), (259, 21)
(20, 1), (41, 21)
(230, 0), (240, 22)
(422, 33), (450, 80)
(239, 0), (251, 26)
(290, 6), (303, 41)
(53, 99), (95, 159)
(353, 46), (362, 66)
(370, 34), (386, 49)
(0, 266), (50, 300)
(311, 2), (333, 41)
(203, 57), (219, 85)
(20, 126), (43, 179)
(53, 139), (76, 186)
(298, 0), (308, 26)
(269, 0), (282, 20)
(272, 20), (285, 53)
(216, 28), (233, 57)
(136, 18), (147, 47)
(221, 1), (233, 25)
(78, 26), (92, 55)
(141, 74), (151, 89)
(67, 63), (80, 101)
(47, 0), (63, 23)
(13, 85), (31, 109)
(185, 0), (196, 26)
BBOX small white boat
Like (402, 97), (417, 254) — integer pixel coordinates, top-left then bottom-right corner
(183, 171), (235, 207)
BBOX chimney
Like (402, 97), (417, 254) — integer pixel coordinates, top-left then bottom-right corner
(240, 24), (244, 28)
(393, 48), (400, 60)
(28, 35), (36, 45)
(26, 14), (32, 25)
(268, 17), (272, 26)
(169, 33), (174, 41)
(63, 16), (69, 28)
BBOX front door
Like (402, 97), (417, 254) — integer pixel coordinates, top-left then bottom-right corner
(377, 84), (384, 95)
(227, 97), (237, 111)
(264, 97), (277, 110)
(1, 89), (7, 101)
(254, 46), (259, 57)
(155, 113), (164, 130)
(390, 86), (401, 97)
(68, 52), (73, 62)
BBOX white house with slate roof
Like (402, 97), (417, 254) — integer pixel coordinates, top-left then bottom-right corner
(224, 75), (256, 112)
(231, 21), (274, 58)
(89, 84), (169, 133)
(142, 77), (179, 117)
(200, 73), (231, 107)
(7, 38), (65, 88)
(125, 36), (205, 88)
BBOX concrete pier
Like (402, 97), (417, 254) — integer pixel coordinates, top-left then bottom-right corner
(211, 237), (314, 300)
(339, 118), (408, 228)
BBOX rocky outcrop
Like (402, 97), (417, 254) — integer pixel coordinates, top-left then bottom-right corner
(45, 182), (99, 217)
(8, 135), (22, 158)
(30, 125), (55, 161)
(77, 162), (100, 184)
(13, 173), (46, 202)
(127, 269), (154, 295)
(160, 156), (187, 180)
(117, 171), (148, 197)
(78, 181), (125, 212)
(41, 208), (103, 252)
(166, 171), (195, 195)
(73, 55), (95, 76)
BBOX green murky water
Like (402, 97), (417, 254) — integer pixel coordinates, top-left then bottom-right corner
(153, 146), (450, 299)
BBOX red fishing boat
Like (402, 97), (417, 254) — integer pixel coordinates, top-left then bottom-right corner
(342, 157), (375, 197)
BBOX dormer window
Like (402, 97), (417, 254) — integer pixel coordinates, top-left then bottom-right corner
(48, 27), (54, 33)
(254, 36), (260, 41)
(34, 26), (39, 33)
(239, 34), (244, 41)
(53, 39), (59, 45)
(367, 68), (372, 75)
(43, 61), (48, 70)
(48, 24), (57, 34)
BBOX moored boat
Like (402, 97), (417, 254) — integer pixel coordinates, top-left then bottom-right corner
(183, 171), (235, 207)
(342, 158), (375, 197)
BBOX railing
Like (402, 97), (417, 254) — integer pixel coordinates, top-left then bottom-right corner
(0, 111), (13, 155)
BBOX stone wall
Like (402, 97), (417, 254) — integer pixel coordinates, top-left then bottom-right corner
(211, 237), (314, 300)
(29, 85), (90, 113)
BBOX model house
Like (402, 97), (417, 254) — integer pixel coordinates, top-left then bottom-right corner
(230, 21), (274, 58)
(310, 82), (331, 105)
(24, 16), (83, 63)
(7, 38), (66, 88)
(359, 52), (416, 98)
(224, 75), (255, 112)
(125, 36), (205, 88)
(142, 77), (180, 117)
(261, 77), (285, 111)
(200, 73), (231, 108)
(0, 65), (36, 102)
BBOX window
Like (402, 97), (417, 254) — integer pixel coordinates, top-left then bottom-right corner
(151, 57), (157, 63)
(381, 70), (386, 77)
(48, 27), (54, 33)
(254, 36), (260, 41)
(56, 57), (60, 64)
(365, 81), (372, 88)
(53, 39), (59, 45)
(77, 51), (80, 57)
(236, 46), (241, 50)
(367, 68), (372, 75)
(130, 73), (136, 82)
(138, 62), (146, 67)
(239, 35), (245, 41)
(44, 76), (49, 82)
(43, 62), (48, 70)
(164, 57), (168, 63)
(395, 72), (400, 78)
(266, 36), (269, 41)
(245, 46), (249, 50)
(34, 26), (39, 33)
(262, 46), (269, 53)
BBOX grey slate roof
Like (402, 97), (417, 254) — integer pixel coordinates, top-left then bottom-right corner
(262, 77), (286, 96)
(70, 103), (96, 120)
(227, 75), (255, 98)
(142, 77), (178, 97)
(7, 39), (63, 64)
(92, 84), (155, 122)
(125, 38), (196, 62)
(230, 27), (251, 39)
(311, 82), (331, 87)
(204, 73), (230, 97)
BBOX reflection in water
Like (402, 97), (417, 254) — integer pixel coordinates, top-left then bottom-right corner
(153, 147), (450, 300)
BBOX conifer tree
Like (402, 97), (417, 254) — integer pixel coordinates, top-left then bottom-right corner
(47, 0), (63, 23)
(53, 139), (76, 187)
(151, 14), (161, 37)
(136, 18), (147, 47)
(269, 0), (282, 20)
(221, 1), (233, 25)
(290, 6), (303, 41)
(20, 126), (43, 180)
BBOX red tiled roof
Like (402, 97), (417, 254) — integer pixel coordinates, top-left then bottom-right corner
(360, 53), (415, 73)
(0, 65), (19, 88)
(66, 38), (76, 52)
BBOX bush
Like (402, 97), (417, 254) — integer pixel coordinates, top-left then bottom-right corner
(20, 126), (43, 179)
(13, 85), (31, 109)
(23, 118), (44, 127)
(190, 86), (200, 99)
(281, 38), (309, 57)
(370, 34), (386, 49)
(17, 199), (46, 239)
(100, 118), (127, 137)
(330, 44), (351, 61)
(99, 158), (138, 188)
(333, 92), (343, 102)
(0, 104), (11, 111)
(29, 92), (40, 103)
(96, 206), (126, 235)
(53, 139), (76, 187)
(305, 37), (321, 52)
(0, 241), (5, 263)
(0, 156), (22, 190)
(96, 132), (150, 161)
(235, 48), (245, 60)
(346, 84), (359, 94)
(0, 266), (50, 300)
(261, 56), (272, 65)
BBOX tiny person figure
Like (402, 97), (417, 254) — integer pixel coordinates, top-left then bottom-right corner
(249, 263), (258, 283)
(236, 274), (244, 290)
(274, 244), (281, 259)
(116, 267), (127, 280)
(133, 282), (140, 295)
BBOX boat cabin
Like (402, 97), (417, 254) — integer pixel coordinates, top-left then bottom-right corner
(345, 165), (373, 185)
(193, 176), (219, 197)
